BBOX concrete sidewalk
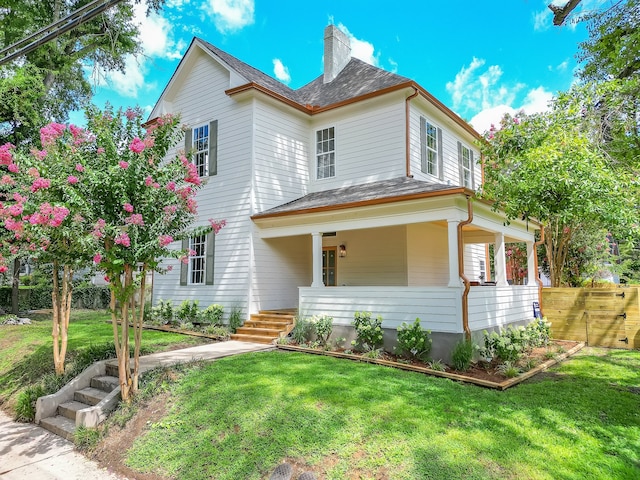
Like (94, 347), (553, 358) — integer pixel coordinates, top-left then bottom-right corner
(1, 340), (274, 479)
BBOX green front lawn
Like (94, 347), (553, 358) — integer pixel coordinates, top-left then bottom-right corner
(0, 310), (211, 410)
(125, 348), (640, 480)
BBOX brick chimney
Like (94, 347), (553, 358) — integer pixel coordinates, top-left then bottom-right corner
(323, 25), (351, 83)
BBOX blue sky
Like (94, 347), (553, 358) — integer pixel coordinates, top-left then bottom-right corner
(82, 0), (605, 133)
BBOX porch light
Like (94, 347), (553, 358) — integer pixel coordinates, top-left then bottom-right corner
(339, 244), (347, 257)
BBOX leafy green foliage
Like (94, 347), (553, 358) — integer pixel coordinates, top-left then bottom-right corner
(227, 306), (243, 333)
(395, 318), (432, 361)
(198, 304), (224, 324)
(308, 314), (333, 347)
(480, 108), (634, 286)
(14, 384), (46, 422)
(479, 319), (552, 363)
(177, 300), (199, 324)
(351, 311), (384, 352)
(451, 339), (473, 371)
(496, 361), (520, 378)
(291, 317), (314, 345)
(74, 425), (101, 452)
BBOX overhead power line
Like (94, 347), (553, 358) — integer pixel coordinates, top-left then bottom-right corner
(0, 0), (124, 66)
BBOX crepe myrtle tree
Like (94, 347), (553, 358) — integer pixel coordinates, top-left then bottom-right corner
(0, 106), (224, 400)
(479, 108), (635, 287)
(0, 124), (97, 375)
(82, 105), (224, 401)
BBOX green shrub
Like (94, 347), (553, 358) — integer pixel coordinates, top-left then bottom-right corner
(396, 318), (432, 361)
(451, 339), (474, 371)
(15, 385), (46, 422)
(205, 324), (230, 339)
(291, 317), (314, 344)
(309, 314), (333, 346)
(199, 304), (223, 324)
(526, 317), (552, 347)
(228, 306), (243, 333)
(427, 359), (446, 371)
(497, 361), (521, 378)
(352, 311), (384, 352)
(177, 300), (199, 324)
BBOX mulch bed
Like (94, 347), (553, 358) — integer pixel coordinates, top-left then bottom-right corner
(277, 340), (583, 390)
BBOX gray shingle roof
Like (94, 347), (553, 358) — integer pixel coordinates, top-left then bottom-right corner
(198, 38), (411, 109)
(253, 177), (462, 218)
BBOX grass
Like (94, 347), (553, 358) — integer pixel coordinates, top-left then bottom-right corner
(0, 309), (211, 411)
(124, 347), (640, 480)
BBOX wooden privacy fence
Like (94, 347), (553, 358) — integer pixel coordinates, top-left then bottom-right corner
(542, 287), (640, 349)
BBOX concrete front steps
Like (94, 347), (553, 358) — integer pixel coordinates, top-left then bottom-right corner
(37, 362), (121, 441)
(231, 310), (296, 344)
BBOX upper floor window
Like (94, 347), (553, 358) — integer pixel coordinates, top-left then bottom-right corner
(192, 124), (209, 177)
(420, 117), (442, 179)
(316, 127), (335, 179)
(458, 141), (474, 189)
(185, 120), (218, 177)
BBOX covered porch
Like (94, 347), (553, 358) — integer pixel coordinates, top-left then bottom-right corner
(251, 178), (540, 344)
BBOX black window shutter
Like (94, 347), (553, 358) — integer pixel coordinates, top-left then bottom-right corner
(437, 128), (444, 181)
(209, 120), (218, 176)
(180, 239), (189, 286)
(457, 141), (463, 186)
(205, 233), (215, 285)
(420, 117), (427, 174)
(184, 128), (192, 155)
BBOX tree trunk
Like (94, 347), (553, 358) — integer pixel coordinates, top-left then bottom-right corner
(11, 258), (20, 315)
(132, 266), (147, 393)
(51, 261), (73, 375)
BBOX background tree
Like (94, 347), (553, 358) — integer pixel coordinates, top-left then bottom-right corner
(479, 109), (635, 286)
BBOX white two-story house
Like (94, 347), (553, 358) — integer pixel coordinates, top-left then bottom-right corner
(149, 25), (541, 359)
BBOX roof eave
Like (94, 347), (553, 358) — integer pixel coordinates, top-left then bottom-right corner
(251, 186), (474, 221)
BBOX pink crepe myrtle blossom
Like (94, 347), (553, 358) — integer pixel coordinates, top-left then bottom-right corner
(184, 162), (201, 185)
(73, 214), (84, 223)
(125, 107), (138, 121)
(27, 167), (40, 177)
(145, 176), (154, 187)
(115, 232), (131, 247)
(31, 178), (51, 193)
(166, 265), (173, 272)
(7, 163), (18, 173)
(0, 265), (7, 274)
(179, 255), (188, 264)
(10, 245), (19, 255)
(67, 176), (79, 184)
(75, 163), (85, 172)
(40, 123), (66, 146)
(185, 198), (197, 214)
(5, 218), (24, 233)
(158, 234), (173, 247)
(7, 204), (23, 217)
(118, 161), (129, 169)
(209, 219), (226, 234)
(0, 143), (13, 165)
(1, 175), (14, 185)
(165, 181), (176, 192)
(13, 193), (27, 203)
(129, 137), (145, 154)
(123, 203), (134, 213)
(97, 147), (105, 155)
(143, 136), (155, 148)
(31, 149), (47, 160)
(125, 213), (144, 226)
(93, 253), (102, 264)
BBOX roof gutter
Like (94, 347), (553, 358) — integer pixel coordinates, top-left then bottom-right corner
(458, 195), (474, 340)
(405, 86), (419, 177)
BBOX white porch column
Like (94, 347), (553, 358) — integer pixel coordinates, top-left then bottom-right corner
(311, 232), (324, 287)
(526, 240), (537, 286)
(447, 220), (461, 287)
(494, 232), (508, 286)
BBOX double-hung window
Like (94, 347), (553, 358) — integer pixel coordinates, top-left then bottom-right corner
(458, 141), (474, 189)
(188, 235), (206, 285)
(180, 233), (215, 286)
(420, 117), (442, 178)
(185, 120), (218, 177)
(192, 124), (209, 177)
(316, 127), (335, 179)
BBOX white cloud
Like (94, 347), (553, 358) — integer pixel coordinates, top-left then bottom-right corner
(206, 0), (255, 34)
(336, 23), (379, 66)
(89, 55), (148, 98)
(133, 3), (183, 60)
(447, 57), (553, 134)
(533, 9), (550, 31)
(469, 87), (553, 134)
(549, 59), (569, 72)
(272, 58), (291, 83)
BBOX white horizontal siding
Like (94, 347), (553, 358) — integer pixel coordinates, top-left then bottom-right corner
(308, 100), (406, 192)
(299, 286), (462, 333)
(152, 50), (254, 320)
(406, 223), (449, 286)
(408, 107), (481, 189)
(253, 101), (310, 212)
(468, 286), (538, 331)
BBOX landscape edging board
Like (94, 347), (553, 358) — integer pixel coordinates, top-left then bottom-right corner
(276, 343), (585, 390)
